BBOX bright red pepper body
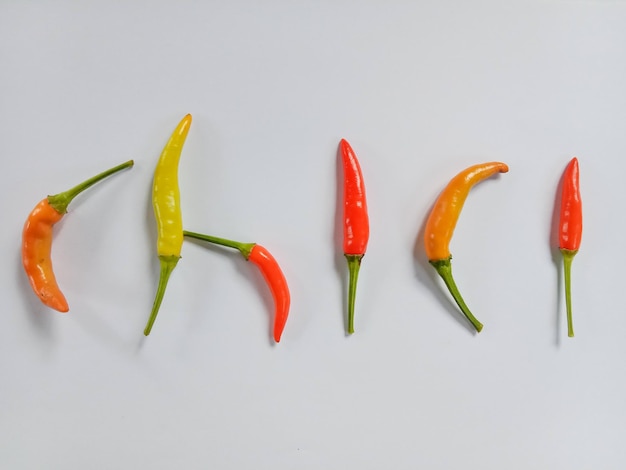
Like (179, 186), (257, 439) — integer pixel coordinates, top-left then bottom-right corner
(559, 157), (582, 252)
(248, 244), (290, 343)
(341, 139), (369, 255)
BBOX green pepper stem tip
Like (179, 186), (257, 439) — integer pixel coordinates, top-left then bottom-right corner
(430, 258), (483, 333)
(48, 159), (134, 214)
(144, 256), (179, 336)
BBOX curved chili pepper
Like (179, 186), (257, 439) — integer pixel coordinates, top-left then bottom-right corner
(22, 160), (134, 312)
(559, 157), (582, 338)
(183, 230), (290, 343)
(144, 114), (192, 336)
(424, 162), (509, 332)
(340, 138), (369, 334)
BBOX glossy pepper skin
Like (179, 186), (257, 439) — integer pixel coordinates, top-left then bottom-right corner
(249, 245), (290, 342)
(183, 231), (290, 342)
(424, 162), (509, 332)
(144, 114), (192, 336)
(22, 200), (68, 311)
(22, 160), (134, 312)
(340, 139), (369, 334)
(559, 157), (582, 337)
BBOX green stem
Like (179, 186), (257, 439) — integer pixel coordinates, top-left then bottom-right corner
(345, 254), (363, 334)
(562, 249), (578, 338)
(144, 255), (179, 336)
(183, 230), (255, 259)
(430, 258), (483, 333)
(47, 160), (134, 213)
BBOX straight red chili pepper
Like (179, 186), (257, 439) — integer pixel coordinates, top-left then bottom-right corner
(340, 138), (369, 334)
(559, 157), (582, 338)
(182, 230), (290, 342)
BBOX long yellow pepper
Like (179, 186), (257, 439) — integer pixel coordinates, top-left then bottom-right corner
(144, 114), (192, 336)
(424, 162), (508, 332)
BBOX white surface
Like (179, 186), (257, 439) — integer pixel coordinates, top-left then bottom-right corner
(2, 1), (626, 469)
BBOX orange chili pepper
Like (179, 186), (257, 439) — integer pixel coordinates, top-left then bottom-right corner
(22, 200), (67, 311)
(559, 157), (582, 337)
(22, 160), (134, 312)
(424, 162), (509, 332)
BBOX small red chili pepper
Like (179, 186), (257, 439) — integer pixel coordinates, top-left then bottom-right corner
(558, 157), (582, 338)
(183, 230), (290, 342)
(340, 138), (369, 334)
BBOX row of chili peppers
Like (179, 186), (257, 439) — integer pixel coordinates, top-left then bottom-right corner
(20, 114), (583, 341)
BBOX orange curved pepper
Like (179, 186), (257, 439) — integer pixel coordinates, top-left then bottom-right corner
(21, 160), (134, 312)
(424, 162), (509, 332)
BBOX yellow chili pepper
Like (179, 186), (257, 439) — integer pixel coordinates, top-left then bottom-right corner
(144, 114), (192, 336)
(424, 162), (509, 332)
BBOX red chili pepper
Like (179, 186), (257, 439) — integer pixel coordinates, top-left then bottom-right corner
(559, 157), (582, 337)
(340, 138), (370, 334)
(183, 231), (290, 342)
(248, 245), (290, 342)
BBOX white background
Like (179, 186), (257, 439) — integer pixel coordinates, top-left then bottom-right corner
(2, 1), (626, 469)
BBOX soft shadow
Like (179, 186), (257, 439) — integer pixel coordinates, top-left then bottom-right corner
(72, 300), (138, 353)
(333, 142), (350, 336)
(550, 166), (567, 347)
(135, 335), (147, 353)
(412, 199), (477, 335)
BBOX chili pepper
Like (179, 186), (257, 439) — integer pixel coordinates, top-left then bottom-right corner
(424, 162), (509, 332)
(183, 230), (290, 343)
(22, 160), (134, 312)
(144, 114), (192, 336)
(559, 157), (582, 338)
(340, 138), (369, 334)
